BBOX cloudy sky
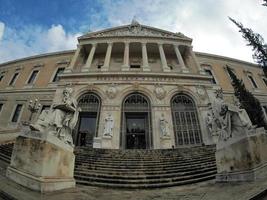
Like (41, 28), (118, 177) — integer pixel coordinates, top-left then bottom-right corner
(0, 0), (266, 64)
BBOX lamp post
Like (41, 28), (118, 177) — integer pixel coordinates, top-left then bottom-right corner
(28, 98), (41, 122)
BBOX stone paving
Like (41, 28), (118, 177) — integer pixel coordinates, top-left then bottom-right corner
(0, 160), (267, 200)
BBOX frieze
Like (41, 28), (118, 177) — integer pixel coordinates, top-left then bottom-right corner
(102, 105), (120, 111)
(152, 106), (171, 111)
(90, 25), (187, 39)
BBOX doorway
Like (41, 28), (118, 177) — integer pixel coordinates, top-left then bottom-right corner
(121, 93), (152, 149)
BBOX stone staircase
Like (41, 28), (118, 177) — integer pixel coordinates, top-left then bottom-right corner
(74, 145), (217, 188)
(0, 143), (217, 189)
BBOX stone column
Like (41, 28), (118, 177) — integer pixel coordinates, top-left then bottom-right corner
(174, 45), (189, 73)
(122, 42), (130, 71)
(65, 45), (81, 73)
(189, 46), (205, 75)
(82, 43), (97, 72)
(158, 43), (170, 72)
(102, 42), (113, 71)
(141, 42), (150, 71)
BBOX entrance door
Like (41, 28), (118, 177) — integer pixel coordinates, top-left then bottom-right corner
(75, 93), (101, 147)
(126, 113), (147, 149)
(121, 93), (152, 149)
(76, 112), (97, 147)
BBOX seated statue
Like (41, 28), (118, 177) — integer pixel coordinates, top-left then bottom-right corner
(30, 87), (80, 146)
(206, 89), (254, 142)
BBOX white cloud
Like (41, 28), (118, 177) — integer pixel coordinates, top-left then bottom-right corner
(0, 24), (81, 63)
(96, 0), (267, 63)
(0, 22), (4, 42)
(1, 1), (267, 64)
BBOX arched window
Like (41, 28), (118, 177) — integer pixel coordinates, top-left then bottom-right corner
(75, 93), (101, 147)
(120, 93), (152, 149)
(171, 94), (202, 146)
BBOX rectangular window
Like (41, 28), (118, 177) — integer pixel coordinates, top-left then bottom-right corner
(52, 67), (65, 82)
(204, 69), (217, 84)
(9, 72), (19, 86)
(27, 70), (39, 84)
(0, 74), (4, 82)
(130, 64), (141, 69)
(11, 104), (23, 122)
(0, 103), (3, 113)
(248, 75), (258, 88)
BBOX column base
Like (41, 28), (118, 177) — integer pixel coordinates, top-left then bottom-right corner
(181, 68), (190, 73)
(121, 65), (130, 71)
(81, 68), (90, 72)
(64, 68), (72, 73)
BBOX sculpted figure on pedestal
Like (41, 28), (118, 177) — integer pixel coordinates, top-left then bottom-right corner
(103, 113), (114, 137)
(30, 87), (80, 146)
(206, 89), (253, 141)
(160, 113), (169, 137)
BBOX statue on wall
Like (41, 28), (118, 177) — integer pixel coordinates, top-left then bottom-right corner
(30, 87), (80, 146)
(103, 113), (114, 137)
(159, 113), (169, 137)
(206, 88), (254, 142)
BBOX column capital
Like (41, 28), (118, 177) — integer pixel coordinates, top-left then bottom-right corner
(91, 43), (98, 47)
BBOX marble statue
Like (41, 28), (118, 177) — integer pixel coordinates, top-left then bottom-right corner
(207, 88), (254, 141)
(103, 113), (114, 137)
(30, 87), (80, 146)
(160, 113), (169, 137)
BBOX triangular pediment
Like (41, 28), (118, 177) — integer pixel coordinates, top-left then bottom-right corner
(79, 22), (191, 41)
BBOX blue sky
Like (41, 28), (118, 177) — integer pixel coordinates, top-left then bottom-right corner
(0, 0), (267, 63)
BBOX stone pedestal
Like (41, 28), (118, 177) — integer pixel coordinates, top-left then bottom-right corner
(93, 137), (102, 148)
(6, 129), (75, 193)
(160, 136), (172, 149)
(101, 135), (112, 149)
(216, 128), (267, 182)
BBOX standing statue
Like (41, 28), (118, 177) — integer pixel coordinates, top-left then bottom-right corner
(30, 87), (80, 146)
(206, 88), (254, 142)
(160, 113), (169, 137)
(103, 113), (114, 137)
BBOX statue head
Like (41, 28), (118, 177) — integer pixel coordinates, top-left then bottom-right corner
(63, 87), (73, 97)
(215, 88), (223, 99)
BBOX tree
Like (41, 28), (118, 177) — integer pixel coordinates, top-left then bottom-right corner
(263, 0), (267, 6)
(229, 17), (267, 77)
(226, 66), (267, 128)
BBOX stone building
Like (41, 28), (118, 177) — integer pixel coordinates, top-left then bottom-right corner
(1, 20), (267, 150)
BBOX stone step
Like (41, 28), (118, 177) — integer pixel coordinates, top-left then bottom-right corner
(74, 170), (217, 185)
(76, 174), (216, 189)
(74, 155), (215, 166)
(75, 162), (216, 174)
(75, 157), (215, 169)
(74, 166), (217, 179)
(75, 152), (215, 161)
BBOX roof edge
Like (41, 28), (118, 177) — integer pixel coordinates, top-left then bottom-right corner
(0, 50), (75, 67)
(195, 51), (259, 67)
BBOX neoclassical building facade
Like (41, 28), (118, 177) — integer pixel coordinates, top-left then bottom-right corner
(1, 21), (267, 150)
